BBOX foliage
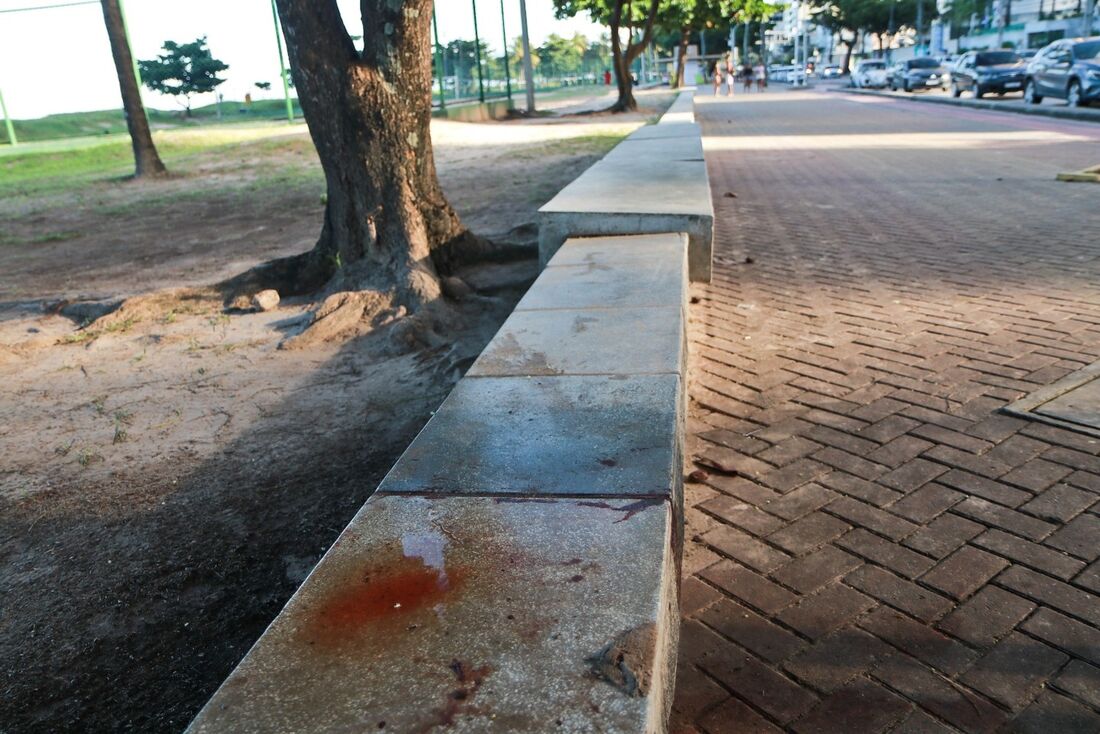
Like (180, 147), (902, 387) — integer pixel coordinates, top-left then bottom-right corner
(138, 37), (229, 115)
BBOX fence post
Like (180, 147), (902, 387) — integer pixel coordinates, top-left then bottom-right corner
(433, 7), (446, 110)
(500, 0), (512, 100)
(0, 87), (16, 146)
(270, 0), (294, 122)
(472, 0), (486, 102)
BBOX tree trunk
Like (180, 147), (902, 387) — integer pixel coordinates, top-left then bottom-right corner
(100, 0), (166, 178)
(842, 34), (855, 74)
(606, 0), (660, 112)
(269, 0), (471, 306)
(674, 28), (690, 88)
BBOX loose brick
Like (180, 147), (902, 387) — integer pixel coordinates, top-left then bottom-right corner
(911, 423), (992, 453)
(904, 513), (984, 558)
(872, 653), (1006, 734)
(953, 497), (1054, 541)
(700, 598), (805, 663)
(920, 545), (1009, 600)
(1007, 690), (1100, 734)
(1043, 446), (1100, 475)
(813, 447), (888, 481)
(759, 483), (837, 521)
(889, 710), (956, 734)
(681, 575), (725, 617)
(699, 427), (771, 456)
(755, 436), (824, 467)
(878, 458), (949, 493)
(785, 627), (894, 693)
(937, 585), (1035, 648)
(772, 546), (863, 595)
(804, 424), (879, 456)
(706, 475), (783, 506)
(698, 696), (783, 734)
(868, 435), (934, 469)
(1075, 560), (1100, 593)
(998, 565), (1100, 627)
(937, 469), (1032, 509)
(672, 664), (729, 720)
(924, 445), (1012, 480)
(759, 457), (833, 494)
(700, 640), (818, 724)
(790, 678), (911, 734)
(836, 528), (935, 579)
(699, 560), (797, 615)
(984, 435), (1051, 471)
(960, 631), (1069, 710)
(860, 606), (977, 675)
(1045, 512), (1100, 561)
(972, 528), (1085, 580)
(826, 496), (918, 541)
(1051, 660), (1100, 711)
(1020, 483), (1096, 523)
(846, 565), (953, 623)
(1021, 608), (1100, 667)
(858, 414), (921, 444)
(700, 525), (791, 573)
(819, 471), (902, 507)
(776, 582), (875, 640)
(698, 494), (785, 536)
(890, 483), (964, 523)
(767, 511), (851, 555)
(1000, 459), (1074, 493)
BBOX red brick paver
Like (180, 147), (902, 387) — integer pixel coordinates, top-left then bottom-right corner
(675, 90), (1100, 733)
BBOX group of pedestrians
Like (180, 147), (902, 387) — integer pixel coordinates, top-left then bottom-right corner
(711, 54), (766, 96)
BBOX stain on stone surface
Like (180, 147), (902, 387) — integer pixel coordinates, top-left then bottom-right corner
(576, 499), (660, 524)
(587, 623), (656, 698)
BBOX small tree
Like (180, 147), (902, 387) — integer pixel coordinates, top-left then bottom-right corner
(554, 0), (662, 111)
(138, 37), (228, 116)
(255, 81), (272, 91)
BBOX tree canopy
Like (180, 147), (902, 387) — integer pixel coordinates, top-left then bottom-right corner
(138, 37), (228, 115)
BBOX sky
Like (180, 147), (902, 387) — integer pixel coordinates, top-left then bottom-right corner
(0, 0), (605, 119)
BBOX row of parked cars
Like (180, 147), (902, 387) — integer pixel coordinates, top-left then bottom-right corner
(850, 36), (1100, 107)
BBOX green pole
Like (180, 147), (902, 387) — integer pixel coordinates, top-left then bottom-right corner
(433, 7), (446, 109)
(471, 0), (485, 102)
(271, 0), (294, 122)
(500, 0), (512, 100)
(0, 87), (16, 146)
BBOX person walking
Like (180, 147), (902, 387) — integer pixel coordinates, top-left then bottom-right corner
(754, 61), (766, 91)
(725, 53), (736, 96)
(742, 62), (754, 92)
(711, 57), (723, 96)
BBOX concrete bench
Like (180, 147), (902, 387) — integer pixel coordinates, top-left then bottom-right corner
(538, 89), (713, 283)
(187, 233), (688, 733)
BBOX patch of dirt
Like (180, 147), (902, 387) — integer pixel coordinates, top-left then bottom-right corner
(0, 92), (673, 733)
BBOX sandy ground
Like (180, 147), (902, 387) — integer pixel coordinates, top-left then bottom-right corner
(0, 89), (675, 733)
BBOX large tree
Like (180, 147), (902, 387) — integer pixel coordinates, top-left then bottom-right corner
(554, 0), (662, 111)
(237, 0), (484, 344)
(100, 0), (165, 177)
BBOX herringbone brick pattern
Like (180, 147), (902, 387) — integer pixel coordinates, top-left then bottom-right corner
(675, 91), (1100, 733)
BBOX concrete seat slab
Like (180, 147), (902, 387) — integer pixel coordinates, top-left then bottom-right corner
(467, 305), (684, 378)
(187, 495), (678, 734)
(618, 121), (703, 142)
(378, 374), (682, 498)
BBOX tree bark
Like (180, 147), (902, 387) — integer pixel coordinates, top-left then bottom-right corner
(841, 36), (855, 74)
(270, 0), (471, 305)
(100, 0), (166, 178)
(673, 27), (690, 88)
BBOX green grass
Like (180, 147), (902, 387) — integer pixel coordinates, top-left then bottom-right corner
(3, 99), (304, 145)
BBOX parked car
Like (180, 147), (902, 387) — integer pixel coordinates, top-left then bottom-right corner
(949, 50), (1027, 98)
(888, 57), (948, 92)
(1024, 37), (1100, 107)
(852, 59), (887, 88)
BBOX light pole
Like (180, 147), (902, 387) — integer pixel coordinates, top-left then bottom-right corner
(499, 0), (512, 101)
(0, 87), (16, 146)
(270, 0), (294, 122)
(518, 0), (536, 112)
(471, 0), (485, 102)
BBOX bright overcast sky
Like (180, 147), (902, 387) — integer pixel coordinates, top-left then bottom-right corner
(0, 0), (605, 119)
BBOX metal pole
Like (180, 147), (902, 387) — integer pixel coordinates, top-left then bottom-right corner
(0, 88), (16, 146)
(500, 0), (512, 100)
(433, 7), (446, 109)
(518, 0), (536, 112)
(471, 0), (485, 102)
(270, 0), (294, 122)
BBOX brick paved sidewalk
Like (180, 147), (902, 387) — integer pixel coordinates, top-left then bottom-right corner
(674, 92), (1100, 733)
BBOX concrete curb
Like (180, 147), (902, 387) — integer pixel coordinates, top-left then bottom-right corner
(834, 86), (1100, 123)
(538, 88), (715, 282)
(185, 233), (691, 734)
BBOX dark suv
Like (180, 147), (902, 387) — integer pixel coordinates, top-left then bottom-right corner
(888, 57), (948, 92)
(1024, 37), (1100, 107)
(950, 50), (1026, 98)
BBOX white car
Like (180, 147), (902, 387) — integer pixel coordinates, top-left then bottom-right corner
(852, 60), (887, 88)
